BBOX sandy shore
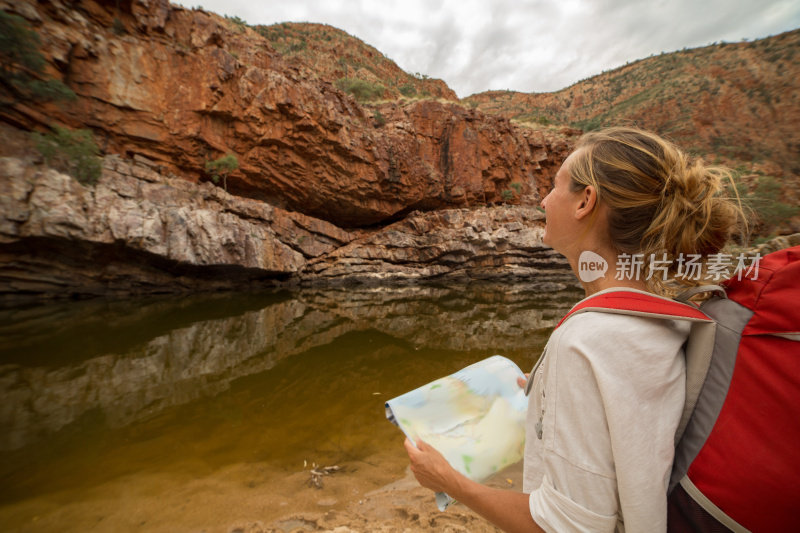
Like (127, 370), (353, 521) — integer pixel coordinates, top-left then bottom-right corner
(0, 448), (522, 533)
(258, 457), (523, 533)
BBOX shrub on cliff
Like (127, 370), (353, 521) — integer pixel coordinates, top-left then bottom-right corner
(728, 171), (800, 239)
(32, 126), (102, 185)
(399, 83), (417, 97)
(205, 153), (239, 192)
(373, 110), (386, 127)
(0, 11), (76, 105)
(224, 15), (249, 32)
(335, 77), (385, 102)
(745, 175), (800, 238)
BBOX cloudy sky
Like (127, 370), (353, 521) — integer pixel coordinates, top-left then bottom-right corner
(181, 0), (800, 98)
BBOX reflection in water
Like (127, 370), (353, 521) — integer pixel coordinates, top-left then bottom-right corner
(0, 282), (582, 525)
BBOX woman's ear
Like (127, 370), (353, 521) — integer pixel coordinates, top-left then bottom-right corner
(574, 185), (598, 220)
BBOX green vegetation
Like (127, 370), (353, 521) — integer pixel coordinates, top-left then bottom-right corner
(373, 109), (386, 127)
(500, 182), (524, 203)
(253, 21), (440, 101)
(255, 22), (292, 42)
(205, 153), (239, 192)
(0, 11), (76, 104)
(335, 77), (384, 102)
(743, 175), (799, 237)
(399, 83), (417, 97)
(7, 13), (98, 184)
(728, 171), (800, 238)
(255, 22), (310, 55)
(32, 126), (102, 185)
(517, 112), (552, 126)
(286, 39), (307, 53)
(571, 116), (606, 131)
(224, 15), (248, 31)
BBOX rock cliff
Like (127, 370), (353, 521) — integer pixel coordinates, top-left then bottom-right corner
(302, 204), (572, 286)
(0, 155), (350, 300)
(0, 0), (574, 299)
(0, 155), (572, 302)
(0, 0), (572, 228)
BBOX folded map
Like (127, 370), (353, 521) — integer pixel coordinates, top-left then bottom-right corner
(385, 355), (528, 510)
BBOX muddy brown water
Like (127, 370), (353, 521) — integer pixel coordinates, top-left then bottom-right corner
(0, 283), (581, 532)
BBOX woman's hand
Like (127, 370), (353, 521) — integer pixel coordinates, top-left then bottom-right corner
(405, 437), (542, 533)
(404, 437), (460, 494)
(517, 372), (530, 389)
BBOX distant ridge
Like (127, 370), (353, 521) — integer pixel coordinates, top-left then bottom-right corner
(230, 15), (798, 181)
(252, 21), (457, 101)
(463, 29), (800, 178)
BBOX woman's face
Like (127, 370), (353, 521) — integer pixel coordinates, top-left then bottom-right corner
(541, 150), (585, 253)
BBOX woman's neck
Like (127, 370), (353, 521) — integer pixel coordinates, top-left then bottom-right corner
(565, 245), (650, 297)
(581, 275), (650, 297)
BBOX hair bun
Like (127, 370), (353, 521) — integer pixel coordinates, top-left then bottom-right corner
(570, 127), (750, 296)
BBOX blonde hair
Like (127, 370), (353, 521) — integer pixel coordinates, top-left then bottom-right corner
(569, 127), (749, 295)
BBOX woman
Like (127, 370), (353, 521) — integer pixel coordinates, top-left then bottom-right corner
(404, 127), (746, 532)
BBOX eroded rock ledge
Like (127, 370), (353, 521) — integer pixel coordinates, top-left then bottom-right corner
(302, 206), (571, 286)
(0, 156), (573, 303)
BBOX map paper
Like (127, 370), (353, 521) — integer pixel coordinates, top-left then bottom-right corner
(385, 355), (528, 510)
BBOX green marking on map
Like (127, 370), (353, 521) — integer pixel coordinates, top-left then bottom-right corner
(462, 454), (474, 474)
(430, 384), (442, 390)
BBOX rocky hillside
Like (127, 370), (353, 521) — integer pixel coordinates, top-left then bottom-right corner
(465, 30), (799, 170)
(464, 30), (800, 232)
(0, 0), (795, 301)
(252, 21), (456, 101)
(0, 0), (581, 302)
(0, 0), (572, 229)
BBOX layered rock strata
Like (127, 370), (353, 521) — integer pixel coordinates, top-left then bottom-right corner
(0, 156), (573, 302)
(0, 156), (354, 300)
(0, 0), (575, 301)
(302, 206), (573, 286)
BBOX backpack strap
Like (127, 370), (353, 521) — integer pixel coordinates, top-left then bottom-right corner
(556, 288), (717, 445)
(555, 288), (712, 329)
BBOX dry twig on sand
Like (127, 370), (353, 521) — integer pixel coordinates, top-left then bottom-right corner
(308, 465), (342, 488)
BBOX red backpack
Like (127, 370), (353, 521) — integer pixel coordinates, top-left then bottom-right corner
(554, 245), (800, 532)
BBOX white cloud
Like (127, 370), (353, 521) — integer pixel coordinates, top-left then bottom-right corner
(180, 0), (800, 97)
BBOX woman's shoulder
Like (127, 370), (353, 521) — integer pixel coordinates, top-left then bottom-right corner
(550, 310), (690, 361)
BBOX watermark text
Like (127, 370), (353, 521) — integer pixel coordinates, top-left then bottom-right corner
(577, 251), (761, 283)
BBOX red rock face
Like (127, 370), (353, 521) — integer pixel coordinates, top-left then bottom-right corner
(0, 0), (572, 228)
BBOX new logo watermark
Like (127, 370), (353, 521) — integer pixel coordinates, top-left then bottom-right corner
(578, 250), (608, 282)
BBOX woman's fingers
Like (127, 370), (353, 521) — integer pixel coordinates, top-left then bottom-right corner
(403, 437), (418, 454)
(404, 437), (454, 493)
(517, 373), (530, 389)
